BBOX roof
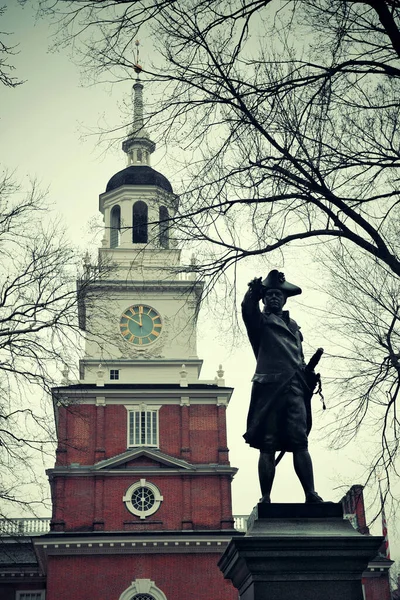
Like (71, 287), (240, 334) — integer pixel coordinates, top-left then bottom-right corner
(0, 542), (38, 566)
(93, 447), (193, 471)
(105, 165), (173, 193)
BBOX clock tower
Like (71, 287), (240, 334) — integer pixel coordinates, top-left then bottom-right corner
(33, 74), (240, 600)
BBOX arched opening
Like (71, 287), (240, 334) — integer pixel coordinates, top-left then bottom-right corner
(132, 201), (148, 243)
(119, 578), (167, 600)
(159, 206), (169, 249)
(110, 205), (121, 248)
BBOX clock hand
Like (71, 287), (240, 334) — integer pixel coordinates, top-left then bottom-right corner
(125, 315), (141, 326)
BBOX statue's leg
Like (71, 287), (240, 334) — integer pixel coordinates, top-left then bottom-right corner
(285, 377), (323, 503)
(293, 449), (323, 503)
(258, 452), (275, 503)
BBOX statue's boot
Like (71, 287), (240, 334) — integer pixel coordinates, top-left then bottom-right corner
(259, 495), (271, 504)
(305, 490), (324, 503)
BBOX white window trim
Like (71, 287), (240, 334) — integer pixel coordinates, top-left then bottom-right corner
(16, 592), (46, 600)
(119, 578), (167, 600)
(123, 478), (163, 519)
(126, 404), (161, 449)
(110, 369), (120, 380)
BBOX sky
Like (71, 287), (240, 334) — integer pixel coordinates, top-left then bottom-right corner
(0, 1), (396, 557)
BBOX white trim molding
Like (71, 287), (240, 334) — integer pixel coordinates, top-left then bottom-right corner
(16, 592), (46, 600)
(119, 578), (167, 600)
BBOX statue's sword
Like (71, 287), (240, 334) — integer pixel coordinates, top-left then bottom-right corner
(274, 347), (324, 467)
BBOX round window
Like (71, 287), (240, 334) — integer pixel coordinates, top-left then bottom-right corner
(131, 486), (155, 512)
(123, 479), (163, 519)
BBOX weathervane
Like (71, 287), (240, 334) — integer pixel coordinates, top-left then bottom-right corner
(133, 39), (143, 77)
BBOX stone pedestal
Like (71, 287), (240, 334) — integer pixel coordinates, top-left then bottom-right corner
(219, 503), (383, 600)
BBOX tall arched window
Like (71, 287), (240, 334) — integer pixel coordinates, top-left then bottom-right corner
(132, 201), (148, 243)
(159, 206), (169, 249)
(110, 205), (121, 248)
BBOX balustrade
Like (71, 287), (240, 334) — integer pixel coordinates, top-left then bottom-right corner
(0, 515), (248, 535)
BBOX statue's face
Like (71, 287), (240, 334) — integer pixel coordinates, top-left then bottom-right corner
(263, 288), (286, 313)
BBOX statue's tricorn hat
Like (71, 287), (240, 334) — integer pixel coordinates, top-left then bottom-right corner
(261, 269), (302, 297)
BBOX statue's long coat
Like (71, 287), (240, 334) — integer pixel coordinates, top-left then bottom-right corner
(242, 289), (312, 451)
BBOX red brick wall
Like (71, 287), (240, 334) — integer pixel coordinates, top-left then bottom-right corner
(363, 575), (392, 600)
(46, 553), (237, 600)
(189, 405), (219, 463)
(191, 476), (223, 528)
(160, 404), (182, 457)
(52, 400), (233, 531)
(59, 404), (97, 465)
(103, 404), (127, 457)
(53, 473), (228, 531)
(341, 485), (369, 534)
(61, 476), (95, 531)
(56, 403), (225, 466)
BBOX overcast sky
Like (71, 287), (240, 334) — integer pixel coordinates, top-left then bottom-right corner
(1, 1), (396, 558)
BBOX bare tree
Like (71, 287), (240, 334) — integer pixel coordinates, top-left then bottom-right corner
(38, 1), (400, 281)
(0, 6), (23, 88)
(37, 0), (400, 493)
(0, 172), (103, 516)
(314, 243), (398, 473)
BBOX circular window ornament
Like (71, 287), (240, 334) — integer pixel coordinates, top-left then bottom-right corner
(123, 479), (163, 519)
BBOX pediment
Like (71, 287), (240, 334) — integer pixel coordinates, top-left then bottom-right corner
(94, 448), (193, 471)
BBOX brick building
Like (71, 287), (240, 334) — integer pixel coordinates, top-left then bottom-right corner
(0, 77), (394, 600)
(342, 485), (393, 600)
(0, 76), (240, 600)
(35, 74), (240, 600)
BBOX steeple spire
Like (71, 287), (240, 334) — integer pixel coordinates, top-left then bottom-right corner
(122, 41), (156, 166)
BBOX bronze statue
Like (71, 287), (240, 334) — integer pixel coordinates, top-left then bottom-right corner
(242, 269), (324, 504)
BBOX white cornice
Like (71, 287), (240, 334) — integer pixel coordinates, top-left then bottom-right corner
(33, 532), (239, 573)
(52, 387), (233, 406)
(79, 358), (204, 377)
(100, 184), (176, 206)
(47, 465), (238, 478)
(81, 359), (203, 365)
(53, 388), (232, 397)
(84, 279), (203, 292)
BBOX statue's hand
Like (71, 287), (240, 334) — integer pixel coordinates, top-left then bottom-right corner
(247, 277), (264, 300)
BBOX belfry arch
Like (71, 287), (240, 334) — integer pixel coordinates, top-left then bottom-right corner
(110, 205), (121, 248)
(159, 205), (169, 249)
(132, 200), (148, 243)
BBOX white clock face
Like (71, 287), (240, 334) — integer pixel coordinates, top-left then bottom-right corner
(119, 304), (162, 345)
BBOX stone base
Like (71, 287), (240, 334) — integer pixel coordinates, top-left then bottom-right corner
(218, 503), (383, 600)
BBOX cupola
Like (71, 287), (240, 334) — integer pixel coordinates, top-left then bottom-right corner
(99, 46), (177, 252)
(106, 165), (173, 194)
